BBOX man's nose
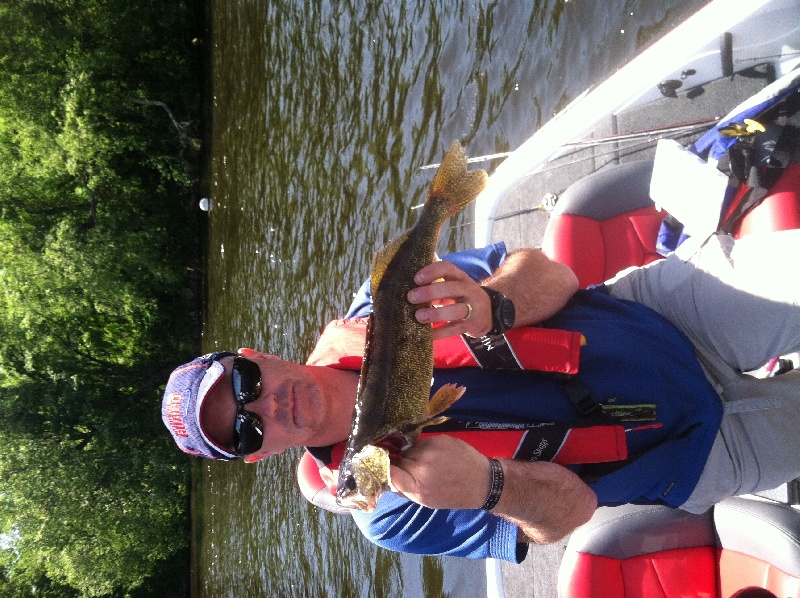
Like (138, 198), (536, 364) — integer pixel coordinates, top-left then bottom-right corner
(244, 393), (278, 419)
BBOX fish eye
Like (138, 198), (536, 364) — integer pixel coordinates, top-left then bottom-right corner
(344, 475), (357, 491)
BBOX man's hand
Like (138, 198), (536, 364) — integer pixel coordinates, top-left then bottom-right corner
(407, 261), (493, 340)
(408, 248), (579, 342)
(389, 435), (492, 509)
(389, 434), (597, 545)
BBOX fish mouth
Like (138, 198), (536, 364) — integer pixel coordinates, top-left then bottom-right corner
(336, 475), (379, 512)
(336, 487), (377, 512)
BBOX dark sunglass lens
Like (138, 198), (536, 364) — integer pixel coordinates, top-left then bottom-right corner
(234, 411), (263, 455)
(232, 357), (261, 403)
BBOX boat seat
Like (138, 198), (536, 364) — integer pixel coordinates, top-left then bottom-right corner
(557, 497), (800, 598)
(542, 159), (800, 288)
(726, 162), (800, 237)
(541, 161), (665, 288)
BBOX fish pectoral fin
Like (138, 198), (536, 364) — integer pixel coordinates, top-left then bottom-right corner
(426, 383), (466, 418)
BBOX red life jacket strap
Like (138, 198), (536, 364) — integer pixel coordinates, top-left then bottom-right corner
(324, 421), (628, 469)
(306, 318), (583, 375)
(454, 329), (584, 374)
(418, 418), (628, 465)
(417, 426), (627, 464)
(319, 424), (628, 497)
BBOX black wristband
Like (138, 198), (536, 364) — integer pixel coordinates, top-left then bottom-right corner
(480, 458), (504, 511)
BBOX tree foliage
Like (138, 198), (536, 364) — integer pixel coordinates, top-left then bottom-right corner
(0, 0), (201, 595)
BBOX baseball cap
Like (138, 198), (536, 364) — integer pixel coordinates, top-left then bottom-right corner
(161, 351), (239, 460)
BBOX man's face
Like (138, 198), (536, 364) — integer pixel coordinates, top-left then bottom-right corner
(201, 351), (328, 462)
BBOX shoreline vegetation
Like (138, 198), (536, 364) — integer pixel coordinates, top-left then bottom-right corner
(0, 1), (207, 596)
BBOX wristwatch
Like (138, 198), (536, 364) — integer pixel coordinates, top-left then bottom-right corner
(481, 286), (515, 336)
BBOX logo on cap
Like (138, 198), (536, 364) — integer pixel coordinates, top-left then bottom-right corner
(164, 392), (189, 437)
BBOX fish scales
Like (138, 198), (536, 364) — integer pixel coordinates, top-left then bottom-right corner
(337, 141), (487, 511)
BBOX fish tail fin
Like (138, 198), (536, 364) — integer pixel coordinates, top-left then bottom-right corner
(426, 383), (466, 418)
(428, 141), (488, 218)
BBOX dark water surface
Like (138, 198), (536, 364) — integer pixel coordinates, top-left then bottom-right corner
(194, 1), (705, 596)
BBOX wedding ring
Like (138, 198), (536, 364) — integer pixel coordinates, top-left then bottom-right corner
(463, 302), (473, 321)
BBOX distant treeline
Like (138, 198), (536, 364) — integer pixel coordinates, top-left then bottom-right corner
(0, 1), (204, 596)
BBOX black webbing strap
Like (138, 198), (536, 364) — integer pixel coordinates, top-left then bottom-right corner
(719, 164), (770, 234)
(558, 377), (603, 418)
(460, 333), (522, 370)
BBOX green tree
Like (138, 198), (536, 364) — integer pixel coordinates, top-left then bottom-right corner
(0, 0), (202, 594)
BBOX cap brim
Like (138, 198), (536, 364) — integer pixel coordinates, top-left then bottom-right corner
(196, 360), (238, 460)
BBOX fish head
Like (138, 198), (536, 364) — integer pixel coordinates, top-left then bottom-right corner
(336, 444), (391, 512)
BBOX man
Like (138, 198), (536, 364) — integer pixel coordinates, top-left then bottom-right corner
(162, 230), (800, 562)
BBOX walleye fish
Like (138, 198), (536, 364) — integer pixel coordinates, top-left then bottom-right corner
(336, 141), (488, 511)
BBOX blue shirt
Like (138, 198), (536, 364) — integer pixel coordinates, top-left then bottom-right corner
(346, 243), (722, 562)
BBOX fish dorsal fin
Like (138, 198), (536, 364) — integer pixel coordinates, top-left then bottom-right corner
(370, 230), (410, 293)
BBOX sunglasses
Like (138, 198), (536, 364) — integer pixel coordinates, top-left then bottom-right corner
(231, 356), (264, 456)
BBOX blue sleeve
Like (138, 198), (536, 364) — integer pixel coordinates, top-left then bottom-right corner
(344, 243), (509, 318)
(350, 492), (526, 562)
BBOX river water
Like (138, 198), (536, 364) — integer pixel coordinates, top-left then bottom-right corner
(193, 1), (705, 596)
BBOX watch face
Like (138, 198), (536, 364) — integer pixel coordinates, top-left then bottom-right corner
(482, 286), (515, 336)
(499, 297), (515, 329)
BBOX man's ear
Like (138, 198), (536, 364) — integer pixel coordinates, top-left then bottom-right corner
(318, 466), (338, 490)
(243, 448), (284, 464)
(238, 348), (282, 360)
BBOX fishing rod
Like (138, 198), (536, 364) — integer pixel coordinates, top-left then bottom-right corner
(560, 117), (718, 148)
(419, 117), (719, 170)
(735, 49), (800, 63)
(417, 151), (516, 170)
(512, 131), (687, 187)
(415, 116), (719, 218)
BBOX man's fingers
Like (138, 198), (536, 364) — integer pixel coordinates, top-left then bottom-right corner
(408, 279), (469, 305)
(414, 301), (470, 324)
(414, 260), (469, 285)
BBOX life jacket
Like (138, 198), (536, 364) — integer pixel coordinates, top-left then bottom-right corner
(304, 318), (640, 491)
(303, 284), (724, 511)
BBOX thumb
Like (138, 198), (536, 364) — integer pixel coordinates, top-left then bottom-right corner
(387, 464), (414, 496)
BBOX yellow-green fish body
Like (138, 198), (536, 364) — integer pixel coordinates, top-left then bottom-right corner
(336, 141), (487, 511)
